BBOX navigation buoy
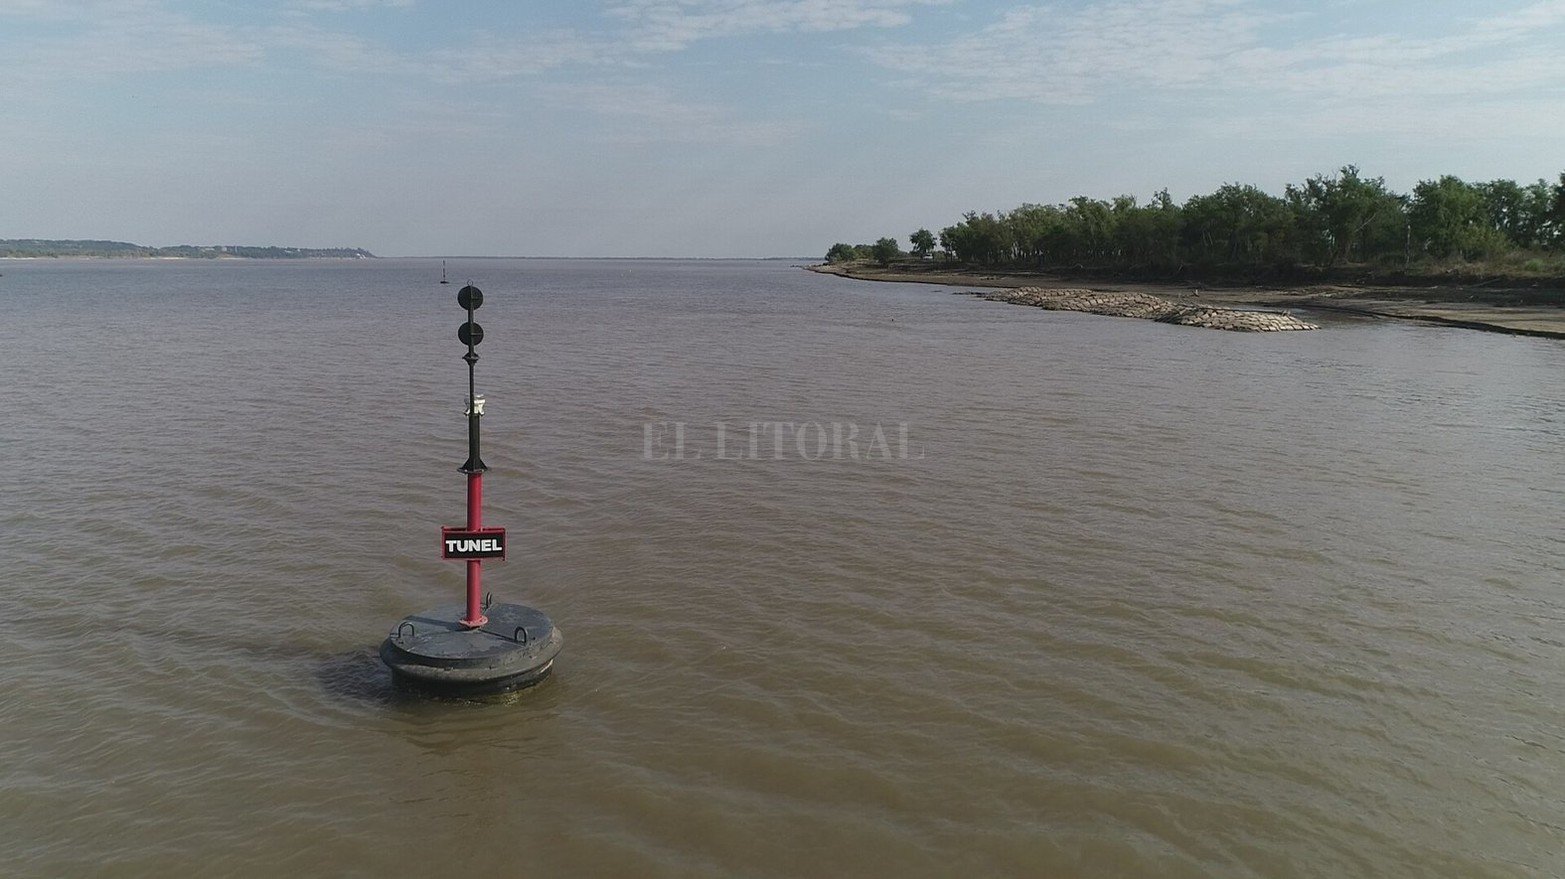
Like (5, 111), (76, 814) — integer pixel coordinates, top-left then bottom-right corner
(380, 284), (562, 695)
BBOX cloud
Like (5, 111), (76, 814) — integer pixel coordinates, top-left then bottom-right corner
(0, 8), (616, 89)
(263, 23), (628, 82)
(605, 0), (949, 51)
(869, 0), (1275, 103)
(535, 81), (805, 144)
(1221, 6), (1565, 114)
(0, 0), (947, 88)
(263, 23), (401, 73)
(290, 0), (414, 11)
(0, 3), (264, 79)
(1203, 95), (1565, 144)
(866, 0), (1565, 134)
(0, 0), (89, 16)
(435, 31), (630, 81)
(1476, 0), (1565, 38)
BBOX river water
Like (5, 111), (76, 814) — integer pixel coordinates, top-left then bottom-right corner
(2, 258), (1563, 877)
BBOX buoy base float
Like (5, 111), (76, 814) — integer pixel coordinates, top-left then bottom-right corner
(381, 601), (562, 696)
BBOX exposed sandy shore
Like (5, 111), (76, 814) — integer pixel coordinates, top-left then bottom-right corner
(979, 286), (1319, 332)
(810, 263), (1565, 339)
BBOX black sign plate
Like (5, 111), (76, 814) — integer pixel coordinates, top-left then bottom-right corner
(441, 527), (506, 559)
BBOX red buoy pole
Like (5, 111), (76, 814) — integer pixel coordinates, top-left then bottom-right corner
(462, 471), (486, 627)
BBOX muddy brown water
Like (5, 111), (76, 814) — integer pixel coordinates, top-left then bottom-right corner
(2, 258), (1563, 877)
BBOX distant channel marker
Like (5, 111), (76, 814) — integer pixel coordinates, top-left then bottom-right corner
(379, 283), (562, 696)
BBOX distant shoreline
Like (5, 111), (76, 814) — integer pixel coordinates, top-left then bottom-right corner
(0, 239), (374, 260)
(811, 262), (1565, 339)
(0, 254), (372, 260)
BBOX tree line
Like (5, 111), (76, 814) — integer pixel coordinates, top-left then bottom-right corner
(825, 167), (1565, 277)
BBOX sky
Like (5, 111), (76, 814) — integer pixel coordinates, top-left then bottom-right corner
(2, 0), (1563, 257)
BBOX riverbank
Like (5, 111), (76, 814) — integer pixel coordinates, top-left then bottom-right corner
(811, 262), (1565, 339)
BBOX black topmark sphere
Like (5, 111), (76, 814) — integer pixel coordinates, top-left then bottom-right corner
(458, 321), (484, 346)
(457, 285), (483, 310)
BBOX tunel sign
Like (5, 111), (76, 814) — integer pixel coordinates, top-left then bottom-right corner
(441, 526), (507, 560)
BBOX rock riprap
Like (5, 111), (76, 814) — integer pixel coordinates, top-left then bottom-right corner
(982, 287), (1320, 332)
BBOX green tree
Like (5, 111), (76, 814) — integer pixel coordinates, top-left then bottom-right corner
(1476, 179), (1536, 248)
(909, 228), (936, 259)
(1183, 184), (1295, 266)
(825, 242), (858, 263)
(1547, 172), (1565, 248)
(941, 212), (1010, 265)
(1064, 197), (1118, 264)
(1286, 165), (1406, 265)
(1409, 175), (1495, 259)
(1113, 189), (1182, 269)
(1002, 203), (1061, 265)
(871, 237), (901, 266)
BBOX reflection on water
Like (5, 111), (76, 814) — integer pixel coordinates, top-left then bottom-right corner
(1, 258), (1563, 877)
